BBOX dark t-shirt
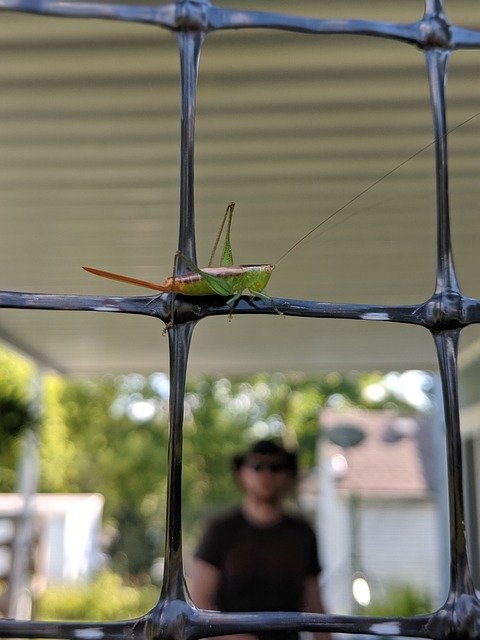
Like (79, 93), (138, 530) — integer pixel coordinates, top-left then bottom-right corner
(194, 507), (321, 616)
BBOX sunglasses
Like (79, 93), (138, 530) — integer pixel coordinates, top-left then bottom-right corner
(245, 462), (289, 473)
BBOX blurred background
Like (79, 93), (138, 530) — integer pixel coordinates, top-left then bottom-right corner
(0, 0), (479, 625)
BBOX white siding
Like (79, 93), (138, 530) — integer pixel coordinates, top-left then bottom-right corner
(359, 500), (442, 604)
(317, 460), (441, 613)
(318, 461), (352, 614)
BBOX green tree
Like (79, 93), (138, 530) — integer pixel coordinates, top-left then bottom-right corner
(37, 569), (158, 620)
(0, 348), (37, 491)
(0, 340), (434, 578)
(40, 373), (170, 575)
(37, 367), (433, 575)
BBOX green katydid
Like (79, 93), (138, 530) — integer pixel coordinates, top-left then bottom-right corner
(83, 111), (480, 327)
(83, 202), (276, 326)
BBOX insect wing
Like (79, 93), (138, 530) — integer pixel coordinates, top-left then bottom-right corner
(179, 252), (236, 296)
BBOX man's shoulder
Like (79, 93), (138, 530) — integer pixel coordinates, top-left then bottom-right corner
(205, 506), (244, 531)
(195, 507), (244, 564)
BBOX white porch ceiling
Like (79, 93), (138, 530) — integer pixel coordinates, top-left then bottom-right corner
(0, 0), (479, 375)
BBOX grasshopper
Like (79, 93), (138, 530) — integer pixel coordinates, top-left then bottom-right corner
(83, 202), (276, 328)
(84, 111), (480, 329)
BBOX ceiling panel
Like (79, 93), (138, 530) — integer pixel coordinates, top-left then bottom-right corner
(0, 1), (478, 375)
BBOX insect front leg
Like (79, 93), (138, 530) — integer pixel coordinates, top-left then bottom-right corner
(226, 292), (243, 320)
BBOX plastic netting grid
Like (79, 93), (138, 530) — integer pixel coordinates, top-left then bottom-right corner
(0, 0), (479, 638)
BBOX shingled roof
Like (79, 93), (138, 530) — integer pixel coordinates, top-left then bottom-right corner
(321, 409), (433, 499)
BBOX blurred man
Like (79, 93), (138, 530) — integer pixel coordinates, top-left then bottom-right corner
(189, 439), (330, 640)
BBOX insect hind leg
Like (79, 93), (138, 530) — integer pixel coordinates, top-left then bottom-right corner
(247, 289), (283, 316)
(154, 251), (180, 334)
(144, 292), (176, 334)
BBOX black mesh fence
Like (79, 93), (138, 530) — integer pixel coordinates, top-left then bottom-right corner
(0, 1), (479, 638)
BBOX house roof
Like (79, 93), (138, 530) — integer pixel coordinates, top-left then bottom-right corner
(321, 409), (432, 499)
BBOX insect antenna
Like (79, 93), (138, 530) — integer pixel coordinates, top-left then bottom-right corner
(275, 111), (480, 266)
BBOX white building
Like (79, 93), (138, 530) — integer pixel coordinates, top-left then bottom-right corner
(0, 493), (104, 588)
(459, 350), (480, 589)
(317, 409), (442, 615)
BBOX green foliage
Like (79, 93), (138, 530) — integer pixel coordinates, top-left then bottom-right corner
(37, 570), (158, 621)
(40, 376), (79, 492)
(39, 373), (169, 574)
(0, 343), (435, 582)
(365, 582), (433, 617)
(0, 348), (36, 491)
(35, 367), (431, 574)
(109, 510), (158, 576)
